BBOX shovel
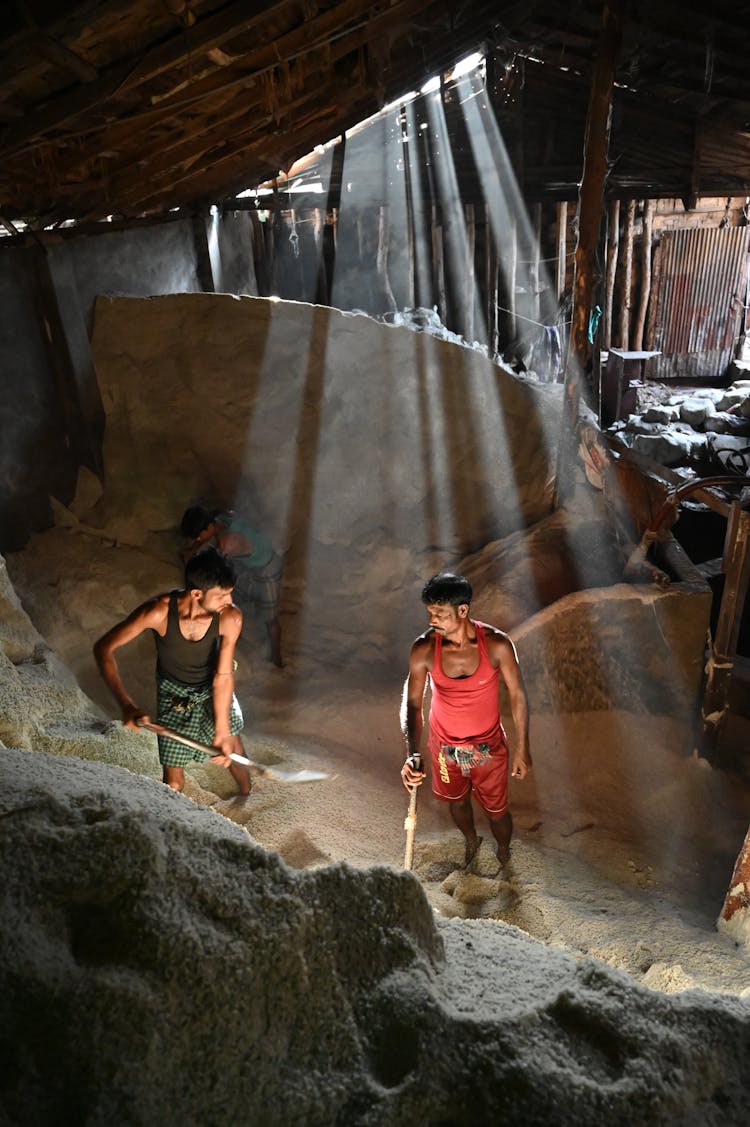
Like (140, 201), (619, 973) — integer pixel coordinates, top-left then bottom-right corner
(139, 720), (328, 783)
(403, 753), (422, 871)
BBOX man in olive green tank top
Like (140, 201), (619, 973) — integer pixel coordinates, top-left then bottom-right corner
(94, 547), (251, 796)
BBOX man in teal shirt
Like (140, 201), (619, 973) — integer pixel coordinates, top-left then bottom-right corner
(181, 505), (284, 667)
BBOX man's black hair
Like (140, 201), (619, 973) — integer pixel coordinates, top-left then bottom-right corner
(421, 571), (472, 607)
(184, 546), (236, 591)
(180, 504), (220, 540)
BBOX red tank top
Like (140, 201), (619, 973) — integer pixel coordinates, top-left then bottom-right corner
(429, 621), (503, 744)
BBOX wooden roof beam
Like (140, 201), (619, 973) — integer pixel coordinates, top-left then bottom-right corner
(0, 0), (301, 157)
(27, 32), (99, 83)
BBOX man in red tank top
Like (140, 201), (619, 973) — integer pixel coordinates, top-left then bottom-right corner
(401, 572), (531, 869)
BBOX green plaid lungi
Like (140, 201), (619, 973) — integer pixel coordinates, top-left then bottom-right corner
(155, 673), (244, 768)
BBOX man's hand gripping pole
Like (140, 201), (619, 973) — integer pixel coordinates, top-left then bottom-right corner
(403, 753), (422, 871)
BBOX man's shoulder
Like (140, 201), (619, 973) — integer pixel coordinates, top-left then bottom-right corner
(218, 603), (243, 635)
(475, 620), (509, 641)
(476, 621), (514, 655)
(410, 629), (436, 661)
(136, 592), (172, 620)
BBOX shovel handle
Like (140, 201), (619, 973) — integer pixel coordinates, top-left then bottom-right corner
(137, 719), (251, 766)
(403, 753), (422, 871)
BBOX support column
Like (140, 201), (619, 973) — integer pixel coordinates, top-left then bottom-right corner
(604, 198), (620, 349)
(633, 198), (655, 350)
(701, 505), (750, 761)
(555, 0), (625, 505)
(315, 134), (346, 306)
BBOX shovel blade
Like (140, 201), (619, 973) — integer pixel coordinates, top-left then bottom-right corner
(137, 719), (328, 784)
(263, 766), (328, 784)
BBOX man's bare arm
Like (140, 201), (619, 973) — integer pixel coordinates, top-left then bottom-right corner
(93, 597), (167, 728)
(400, 638), (430, 789)
(491, 632), (532, 780)
(212, 605), (242, 753)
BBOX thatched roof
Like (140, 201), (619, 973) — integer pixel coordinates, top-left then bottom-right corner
(2, 0), (750, 228)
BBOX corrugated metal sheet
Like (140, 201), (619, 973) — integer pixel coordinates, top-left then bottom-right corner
(646, 226), (749, 380)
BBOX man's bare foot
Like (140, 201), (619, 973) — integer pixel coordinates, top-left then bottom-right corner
(464, 835), (483, 870)
(495, 844), (510, 868)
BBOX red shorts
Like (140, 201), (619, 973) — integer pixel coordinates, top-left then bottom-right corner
(428, 728), (509, 816)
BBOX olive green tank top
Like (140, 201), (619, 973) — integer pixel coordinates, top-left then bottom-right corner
(154, 591), (220, 685)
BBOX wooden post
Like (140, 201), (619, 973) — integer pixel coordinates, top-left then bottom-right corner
(249, 210), (269, 295)
(406, 194), (416, 310)
(465, 203), (475, 342)
(556, 201), (568, 300)
(313, 207), (327, 302)
(645, 233), (663, 353)
(618, 198), (636, 348)
(555, 0), (625, 505)
(403, 111), (417, 310)
(191, 212), (216, 293)
(377, 205), (397, 312)
(633, 198), (655, 351)
(315, 133), (345, 306)
(486, 203), (499, 359)
(432, 205), (447, 325)
(700, 506), (750, 761)
(604, 198), (620, 349)
(508, 216), (518, 341)
(30, 241), (103, 477)
(531, 201), (543, 325)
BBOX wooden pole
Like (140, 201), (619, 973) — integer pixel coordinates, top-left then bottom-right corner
(700, 506), (750, 762)
(604, 198), (620, 349)
(404, 146), (416, 309)
(555, 0), (625, 505)
(377, 205), (397, 312)
(315, 133), (345, 306)
(486, 203), (499, 359)
(191, 212), (216, 293)
(465, 203), (475, 342)
(618, 198), (636, 348)
(508, 215), (518, 341)
(313, 207), (327, 302)
(556, 201), (568, 300)
(249, 210), (268, 295)
(645, 233), (663, 353)
(633, 198), (655, 350)
(531, 201), (543, 325)
(432, 205), (447, 325)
